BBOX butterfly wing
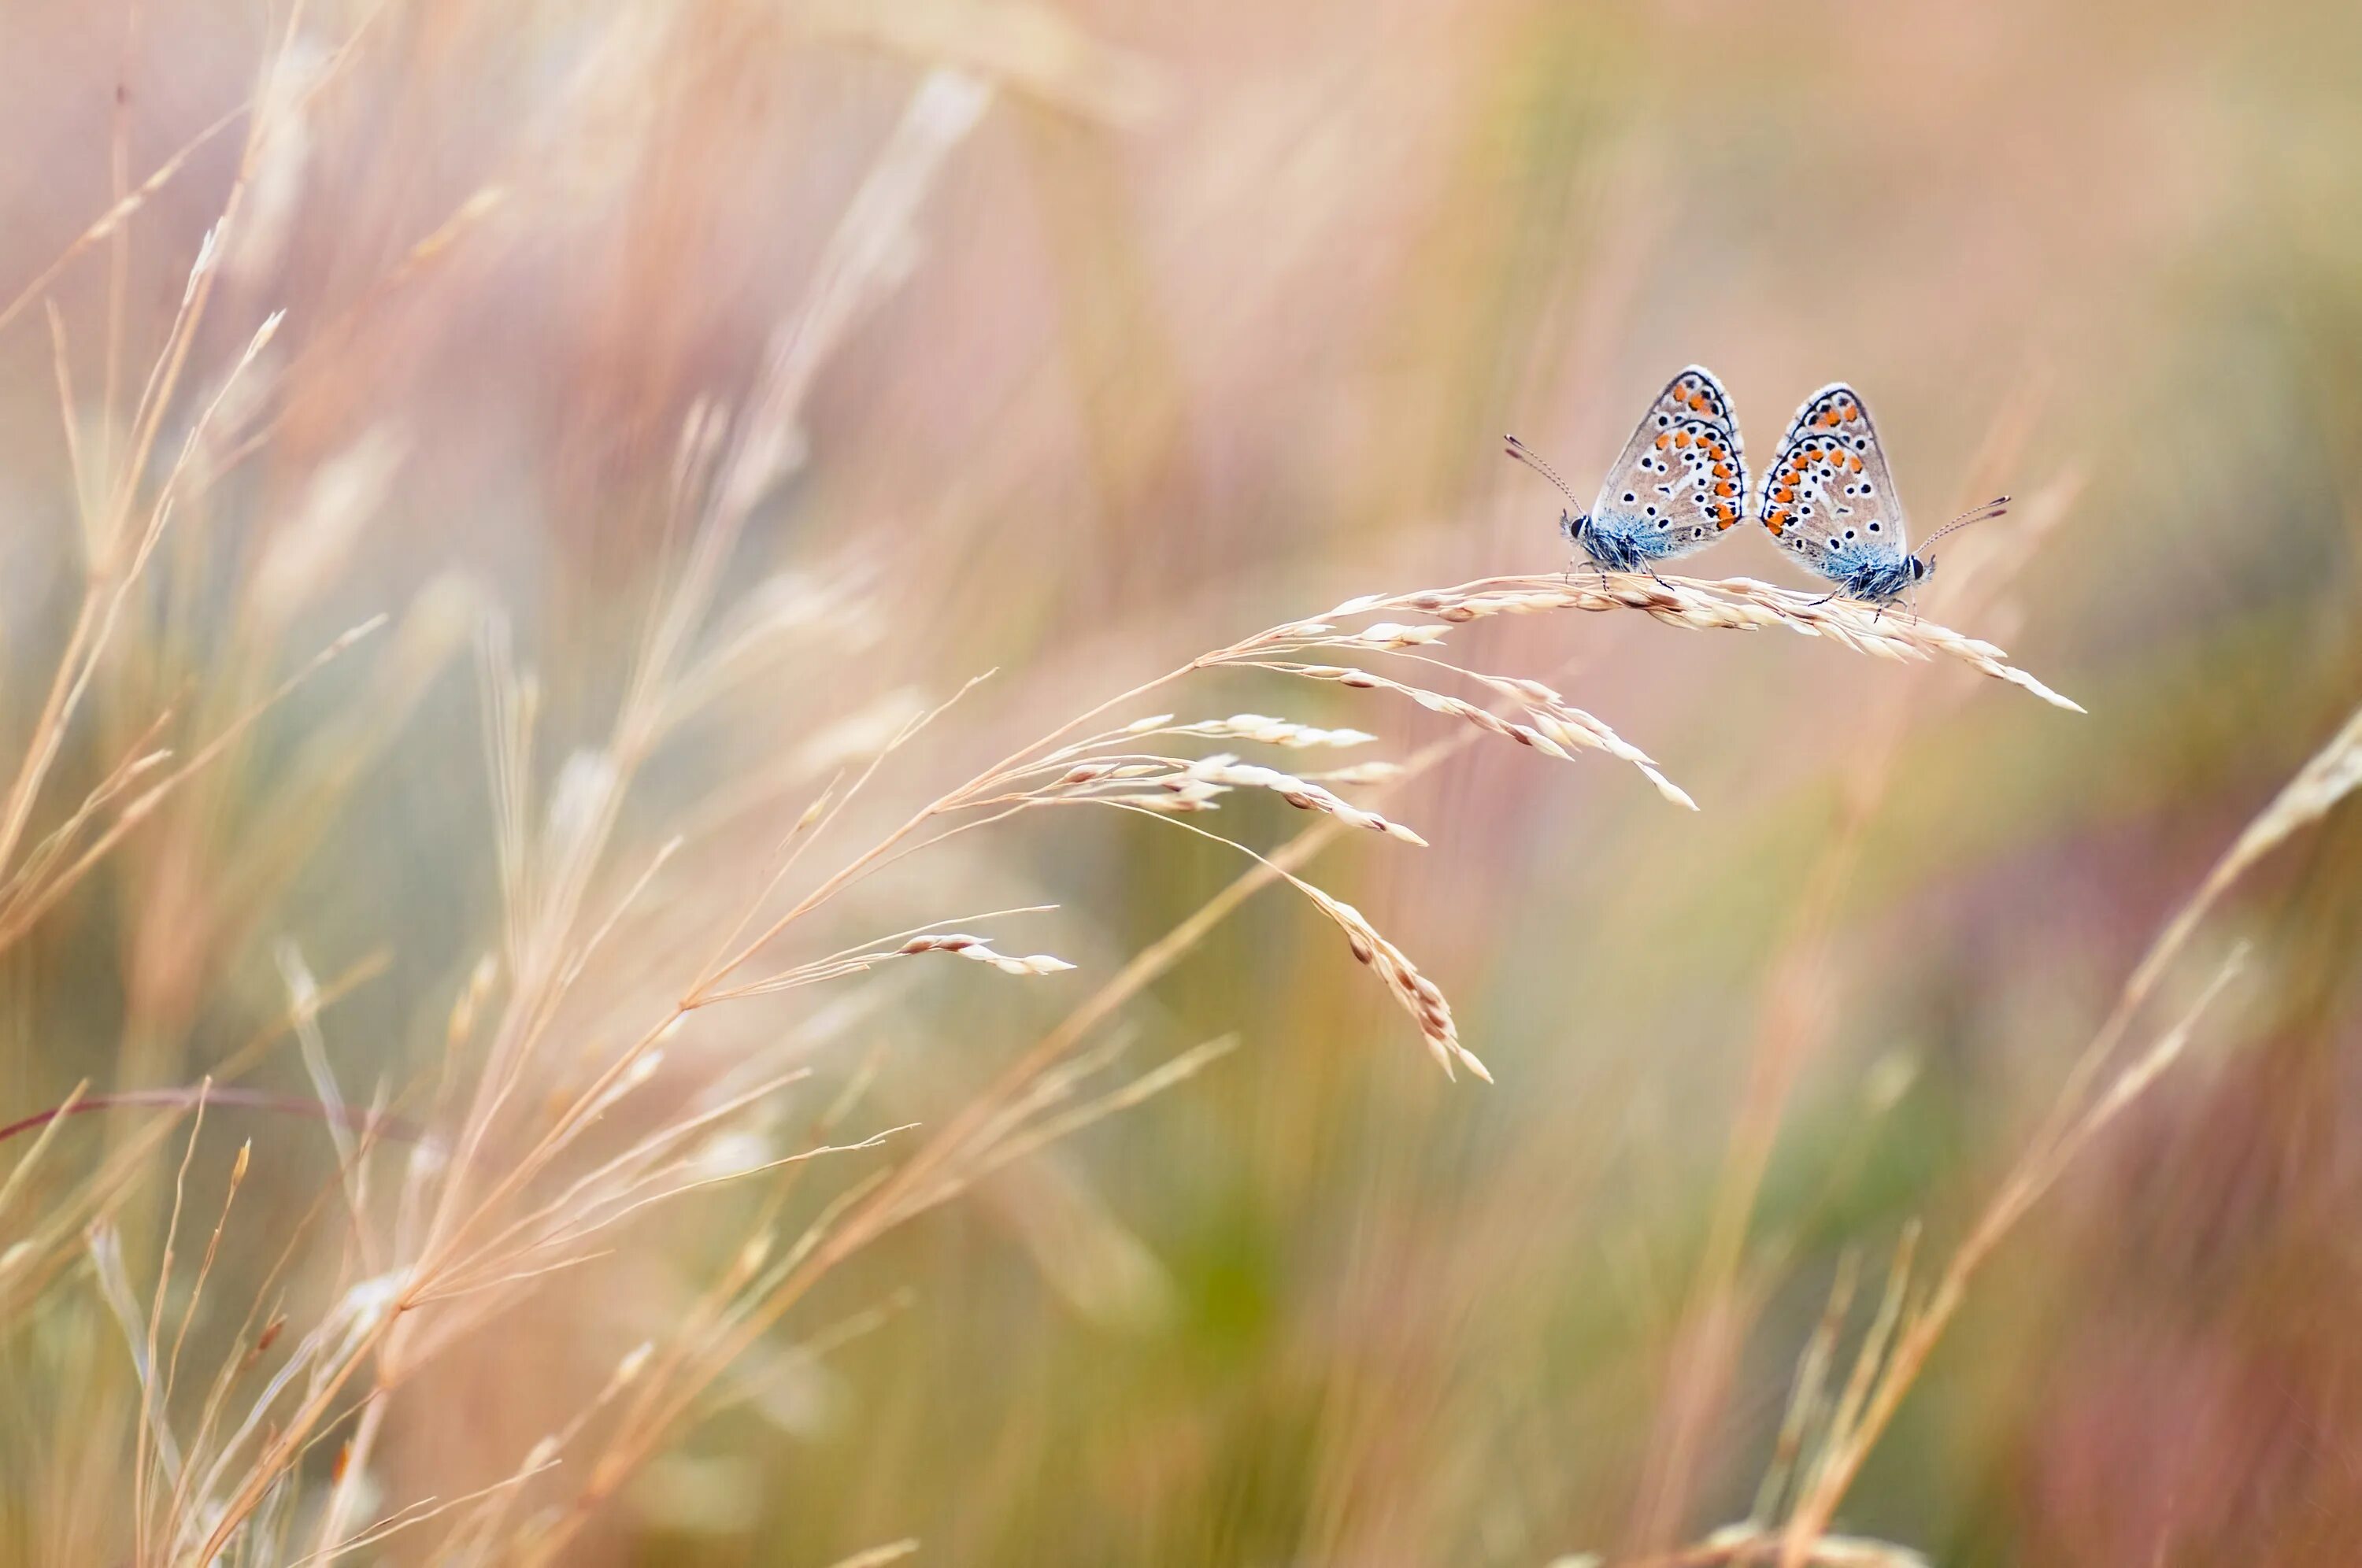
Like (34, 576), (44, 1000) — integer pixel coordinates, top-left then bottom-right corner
(1590, 365), (1748, 556)
(1754, 383), (1911, 571)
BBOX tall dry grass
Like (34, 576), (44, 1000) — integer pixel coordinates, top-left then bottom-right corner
(3, 2), (2361, 1565)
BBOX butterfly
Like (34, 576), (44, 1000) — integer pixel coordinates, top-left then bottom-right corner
(1505, 365), (1747, 579)
(1755, 383), (2008, 606)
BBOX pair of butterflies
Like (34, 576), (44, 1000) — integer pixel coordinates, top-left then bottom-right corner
(1505, 367), (2006, 605)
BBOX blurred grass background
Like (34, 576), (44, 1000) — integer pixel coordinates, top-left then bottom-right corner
(2, 0), (2360, 1562)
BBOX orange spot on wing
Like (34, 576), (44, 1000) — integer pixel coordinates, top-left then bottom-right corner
(1712, 481), (1734, 497)
(1768, 511), (1790, 534)
(1655, 434), (1671, 449)
(1674, 431), (1691, 446)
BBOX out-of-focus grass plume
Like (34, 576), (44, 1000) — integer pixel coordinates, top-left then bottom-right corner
(2, 0), (2360, 1563)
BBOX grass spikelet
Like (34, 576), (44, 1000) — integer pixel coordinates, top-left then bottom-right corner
(1178, 756), (1430, 844)
(1290, 880), (1487, 1082)
(892, 934), (1079, 976)
(1248, 660), (1694, 806)
(1166, 714), (1379, 747)
(1290, 572), (2082, 712)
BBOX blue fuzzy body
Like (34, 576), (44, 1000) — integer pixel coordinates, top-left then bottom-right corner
(1817, 540), (1926, 604)
(1566, 510), (1686, 574)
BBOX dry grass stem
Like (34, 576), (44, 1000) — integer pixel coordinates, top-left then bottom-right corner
(1753, 694), (2358, 1562)
(1280, 573), (2082, 712)
(0, 13), (2230, 1563)
(1627, 699), (2362, 1568)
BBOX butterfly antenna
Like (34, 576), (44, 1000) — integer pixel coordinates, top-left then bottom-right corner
(1503, 434), (1584, 511)
(1918, 494), (2010, 554)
